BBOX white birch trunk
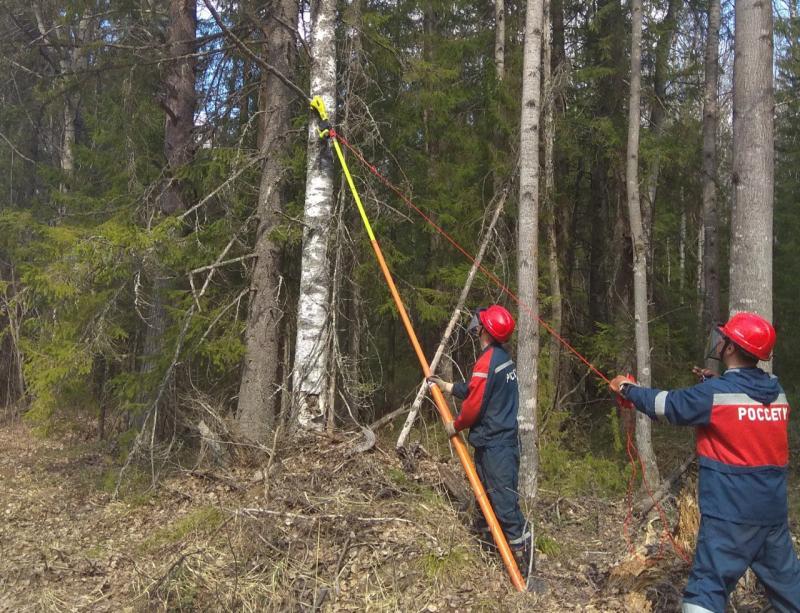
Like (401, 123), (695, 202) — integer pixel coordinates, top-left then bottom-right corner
(32, 4), (90, 201)
(666, 238), (671, 285)
(294, 0), (338, 430)
(626, 0), (660, 488)
(517, 0), (544, 502)
(730, 0), (774, 337)
(495, 0), (505, 79)
(491, 0), (506, 190)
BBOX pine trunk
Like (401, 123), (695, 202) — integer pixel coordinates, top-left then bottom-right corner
(236, 0), (297, 442)
(160, 0), (197, 215)
(626, 0), (660, 488)
(294, 0), (337, 430)
(701, 0), (721, 347)
(517, 0), (544, 502)
(730, 0), (773, 329)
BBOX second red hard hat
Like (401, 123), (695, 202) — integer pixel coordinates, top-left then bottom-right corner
(479, 305), (516, 343)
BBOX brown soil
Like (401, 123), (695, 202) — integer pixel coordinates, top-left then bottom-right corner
(0, 422), (778, 612)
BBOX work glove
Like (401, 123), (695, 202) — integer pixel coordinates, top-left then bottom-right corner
(609, 374), (638, 397)
(691, 366), (717, 381)
(427, 376), (453, 395)
(444, 420), (458, 437)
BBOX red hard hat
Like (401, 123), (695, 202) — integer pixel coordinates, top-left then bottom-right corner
(719, 312), (776, 361)
(479, 305), (516, 343)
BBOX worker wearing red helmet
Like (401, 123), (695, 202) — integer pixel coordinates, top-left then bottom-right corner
(427, 305), (533, 581)
(610, 312), (800, 613)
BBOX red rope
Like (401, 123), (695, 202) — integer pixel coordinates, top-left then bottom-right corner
(621, 403), (692, 564)
(333, 131), (609, 384)
(331, 130), (691, 565)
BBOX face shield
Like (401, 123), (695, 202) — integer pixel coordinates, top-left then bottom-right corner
(468, 308), (486, 337)
(705, 325), (728, 361)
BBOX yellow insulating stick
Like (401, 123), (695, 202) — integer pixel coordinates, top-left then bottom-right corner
(310, 96), (527, 592)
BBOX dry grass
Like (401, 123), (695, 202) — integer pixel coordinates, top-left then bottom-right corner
(674, 479), (700, 554)
(0, 422), (788, 612)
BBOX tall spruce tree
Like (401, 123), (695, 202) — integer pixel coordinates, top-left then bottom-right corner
(236, 0), (300, 442)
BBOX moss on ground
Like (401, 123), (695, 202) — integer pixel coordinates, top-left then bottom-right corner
(140, 506), (225, 552)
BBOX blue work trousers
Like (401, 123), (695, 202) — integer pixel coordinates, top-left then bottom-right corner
(473, 445), (528, 547)
(682, 514), (800, 613)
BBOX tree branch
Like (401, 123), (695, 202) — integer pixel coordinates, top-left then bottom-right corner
(636, 453), (696, 517)
(0, 130), (35, 164)
(199, 0), (309, 102)
(179, 154), (263, 221)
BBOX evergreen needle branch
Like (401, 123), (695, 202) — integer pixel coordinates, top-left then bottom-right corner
(200, 0), (309, 102)
(179, 155), (263, 221)
(198, 288), (249, 345)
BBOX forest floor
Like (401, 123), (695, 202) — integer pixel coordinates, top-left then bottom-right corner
(0, 418), (784, 612)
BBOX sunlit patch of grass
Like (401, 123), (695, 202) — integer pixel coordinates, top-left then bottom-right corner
(419, 546), (475, 580)
(139, 506), (225, 552)
(535, 534), (562, 557)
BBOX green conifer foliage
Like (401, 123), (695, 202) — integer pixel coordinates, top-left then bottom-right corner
(774, 12), (800, 391)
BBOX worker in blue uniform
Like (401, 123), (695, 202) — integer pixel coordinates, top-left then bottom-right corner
(610, 312), (800, 613)
(427, 305), (534, 584)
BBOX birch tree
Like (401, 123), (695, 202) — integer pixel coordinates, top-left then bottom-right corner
(730, 0), (774, 330)
(495, 0), (505, 79)
(236, 0), (298, 442)
(701, 0), (721, 347)
(293, 0), (337, 430)
(626, 0), (660, 487)
(517, 0), (544, 501)
(489, 0), (506, 196)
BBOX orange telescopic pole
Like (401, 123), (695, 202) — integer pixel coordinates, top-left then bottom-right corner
(310, 96), (527, 592)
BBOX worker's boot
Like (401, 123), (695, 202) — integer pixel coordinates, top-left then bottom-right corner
(512, 535), (533, 581)
(512, 533), (548, 592)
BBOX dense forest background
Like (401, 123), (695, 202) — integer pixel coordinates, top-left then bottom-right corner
(1, 0), (799, 608)
(0, 0), (798, 515)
